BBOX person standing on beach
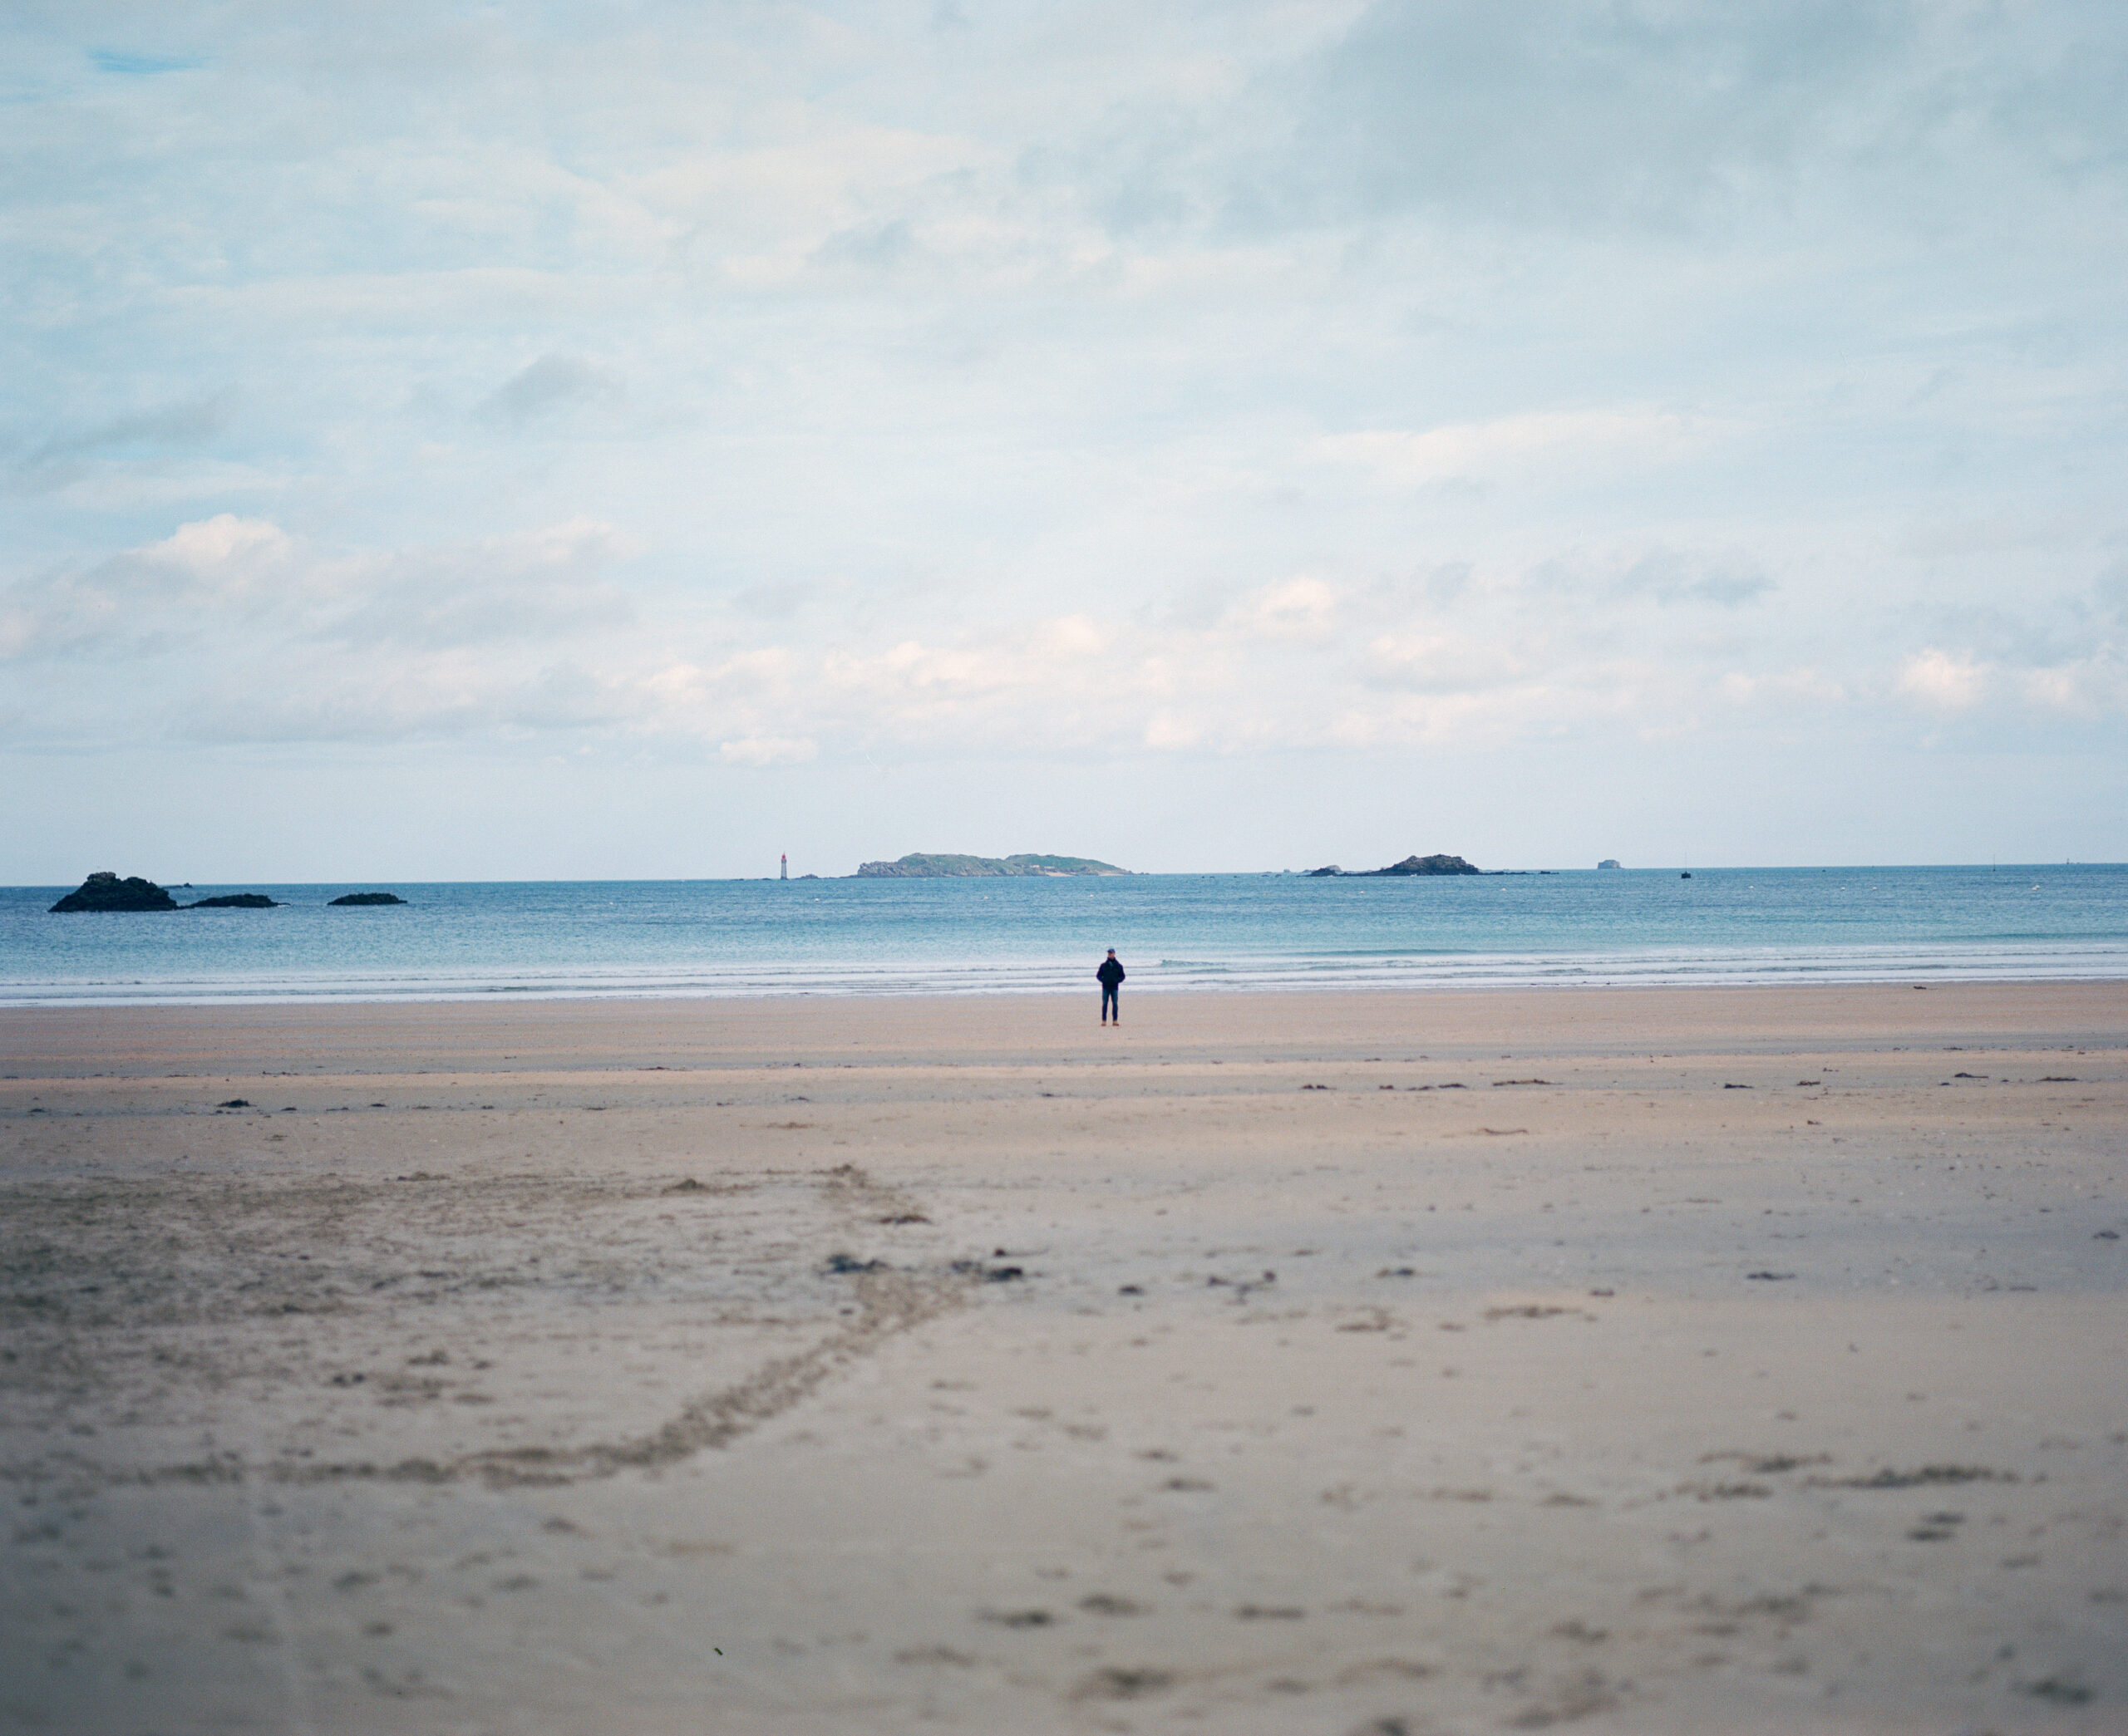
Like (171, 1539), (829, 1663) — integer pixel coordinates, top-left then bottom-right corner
(1097, 950), (1126, 1025)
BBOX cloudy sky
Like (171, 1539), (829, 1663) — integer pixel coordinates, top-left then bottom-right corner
(4, 1), (2124, 880)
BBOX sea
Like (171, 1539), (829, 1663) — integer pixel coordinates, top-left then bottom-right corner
(1, 865), (2123, 1007)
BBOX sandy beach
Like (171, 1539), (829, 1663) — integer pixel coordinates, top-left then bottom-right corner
(2, 982), (2122, 1734)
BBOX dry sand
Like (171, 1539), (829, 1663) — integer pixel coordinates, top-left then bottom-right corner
(1, 983), (2123, 1734)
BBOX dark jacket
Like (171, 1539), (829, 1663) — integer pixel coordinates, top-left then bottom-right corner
(1096, 957), (1125, 987)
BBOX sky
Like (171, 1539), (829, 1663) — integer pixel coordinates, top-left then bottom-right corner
(3, 1), (2125, 881)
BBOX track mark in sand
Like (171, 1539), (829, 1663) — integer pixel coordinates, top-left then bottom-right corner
(1810, 1464), (2020, 1490)
(1698, 1451), (1830, 1475)
(1505, 1668), (1618, 1727)
(1072, 1666), (1175, 1701)
(17, 1163), (975, 1493)
(114, 1265), (978, 1493)
(1337, 1659), (1436, 1684)
(817, 1159), (929, 1232)
(1676, 1480), (1771, 1502)
(418, 1264), (971, 1487)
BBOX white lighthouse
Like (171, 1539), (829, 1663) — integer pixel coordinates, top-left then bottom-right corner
(780, 853), (788, 880)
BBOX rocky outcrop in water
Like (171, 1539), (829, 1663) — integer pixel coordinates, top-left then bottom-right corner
(49, 872), (178, 912)
(188, 893), (280, 908)
(856, 853), (1127, 878)
(1364, 853), (1480, 876)
(329, 892), (407, 906)
(1308, 854), (1481, 878)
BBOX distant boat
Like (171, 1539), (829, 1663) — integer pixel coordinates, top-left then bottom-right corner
(1680, 870), (1692, 879)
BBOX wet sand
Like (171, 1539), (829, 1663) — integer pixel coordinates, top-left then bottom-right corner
(2, 983), (2123, 1734)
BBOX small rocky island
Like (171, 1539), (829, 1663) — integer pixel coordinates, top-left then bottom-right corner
(50, 872), (283, 911)
(330, 892), (407, 906)
(857, 853), (1128, 878)
(49, 872), (180, 912)
(1307, 854), (1480, 878)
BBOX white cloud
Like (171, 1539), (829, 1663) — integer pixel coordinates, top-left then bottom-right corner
(1314, 411), (1715, 490)
(2014, 654), (2127, 720)
(1141, 710), (1202, 750)
(1363, 628), (1532, 695)
(0, 514), (644, 672)
(1229, 576), (1338, 640)
(1721, 667), (1846, 706)
(147, 513), (291, 573)
(2, 2), (2124, 871)
(719, 735), (818, 765)
(1889, 644), (2126, 723)
(1895, 648), (1988, 711)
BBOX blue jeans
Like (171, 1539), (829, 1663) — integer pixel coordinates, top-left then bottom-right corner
(1101, 985), (1120, 1020)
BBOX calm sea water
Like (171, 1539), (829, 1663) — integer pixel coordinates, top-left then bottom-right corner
(1, 866), (2123, 1006)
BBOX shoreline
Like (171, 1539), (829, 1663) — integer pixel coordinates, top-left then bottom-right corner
(6, 956), (2128, 1014)
(3, 979), (2123, 1092)
(5, 972), (2125, 1027)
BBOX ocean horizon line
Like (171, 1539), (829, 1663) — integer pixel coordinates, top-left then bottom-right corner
(10, 859), (2124, 892)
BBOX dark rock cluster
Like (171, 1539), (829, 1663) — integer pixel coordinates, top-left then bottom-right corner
(329, 892), (407, 906)
(1308, 853), (1480, 878)
(48, 872), (322, 911)
(49, 872), (178, 912)
(1366, 853), (1481, 876)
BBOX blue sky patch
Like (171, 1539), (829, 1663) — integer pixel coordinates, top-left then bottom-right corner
(91, 49), (200, 76)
